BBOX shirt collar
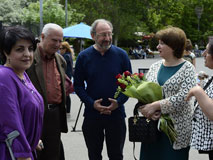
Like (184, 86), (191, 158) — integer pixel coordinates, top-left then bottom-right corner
(38, 44), (55, 61)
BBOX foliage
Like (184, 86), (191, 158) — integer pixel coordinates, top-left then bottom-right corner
(21, 0), (84, 28)
(69, 0), (213, 47)
(70, 0), (144, 45)
(0, 0), (27, 25)
(179, 0), (213, 45)
(1, 0), (212, 47)
(138, 0), (213, 46)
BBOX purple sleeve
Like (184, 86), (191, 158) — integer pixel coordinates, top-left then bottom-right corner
(0, 83), (32, 158)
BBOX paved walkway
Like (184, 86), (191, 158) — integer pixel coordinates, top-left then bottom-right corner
(62, 57), (209, 160)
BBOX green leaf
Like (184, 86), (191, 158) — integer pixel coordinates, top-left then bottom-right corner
(136, 81), (163, 104)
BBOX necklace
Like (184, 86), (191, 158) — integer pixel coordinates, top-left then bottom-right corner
(20, 76), (42, 106)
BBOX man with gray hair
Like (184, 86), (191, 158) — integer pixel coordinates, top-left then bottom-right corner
(74, 19), (132, 160)
(27, 23), (68, 160)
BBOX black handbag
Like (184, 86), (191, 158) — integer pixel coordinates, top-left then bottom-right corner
(128, 102), (160, 143)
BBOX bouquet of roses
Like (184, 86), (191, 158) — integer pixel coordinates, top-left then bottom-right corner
(114, 70), (177, 144)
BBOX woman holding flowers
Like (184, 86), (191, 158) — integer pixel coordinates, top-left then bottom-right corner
(186, 41), (213, 160)
(138, 26), (197, 160)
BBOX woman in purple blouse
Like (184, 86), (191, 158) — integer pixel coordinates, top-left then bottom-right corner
(0, 26), (44, 160)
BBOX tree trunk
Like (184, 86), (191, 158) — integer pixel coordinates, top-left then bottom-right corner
(113, 34), (118, 46)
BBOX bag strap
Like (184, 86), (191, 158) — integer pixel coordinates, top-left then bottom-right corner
(133, 102), (144, 116)
(203, 76), (213, 90)
(133, 142), (138, 160)
(131, 103), (144, 160)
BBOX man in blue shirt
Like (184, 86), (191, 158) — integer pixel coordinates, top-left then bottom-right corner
(74, 19), (132, 160)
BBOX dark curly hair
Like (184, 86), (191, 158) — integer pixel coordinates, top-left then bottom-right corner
(0, 26), (36, 64)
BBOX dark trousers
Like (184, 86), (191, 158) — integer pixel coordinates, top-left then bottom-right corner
(60, 140), (65, 160)
(210, 152), (213, 160)
(66, 95), (71, 113)
(82, 117), (126, 160)
(37, 107), (64, 160)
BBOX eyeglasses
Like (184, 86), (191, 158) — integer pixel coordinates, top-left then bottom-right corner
(96, 32), (113, 38)
(60, 47), (65, 50)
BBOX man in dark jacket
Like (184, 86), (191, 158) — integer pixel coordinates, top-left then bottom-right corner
(27, 23), (68, 160)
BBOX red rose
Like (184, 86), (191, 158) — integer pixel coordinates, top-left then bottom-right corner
(120, 83), (127, 90)
(116, 81), (121, 86)
(124, 71), (131, 77)
(139, 73), (144, 79)
(116, 74), (122, 79)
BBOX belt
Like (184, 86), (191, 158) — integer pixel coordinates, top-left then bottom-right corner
(47, 104), (59, 110)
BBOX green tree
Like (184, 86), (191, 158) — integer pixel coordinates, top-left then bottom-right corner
(0, 0), (27, 25)
(1, 0), (212, 47)
(70, 0), (145, 45)
(133, 0), (213, 46)
(21, 0), (85, 29)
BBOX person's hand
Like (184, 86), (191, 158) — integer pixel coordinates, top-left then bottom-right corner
(94, 98), (111, 115)
(107, 98), (119, 112)
(151, 111), (161, 121)
(186, 85), (202, 101)
(36, 139), (44, 151)
(139, 101), (160, 119)
(139, 103), (154, 118)
(138, 104), (161, 120)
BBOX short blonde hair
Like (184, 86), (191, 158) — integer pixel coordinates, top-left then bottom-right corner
(61, 41), (75, 59)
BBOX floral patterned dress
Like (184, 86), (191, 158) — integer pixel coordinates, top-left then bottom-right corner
(191, 75), (213, 151)
(140, 60), (197, 160)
